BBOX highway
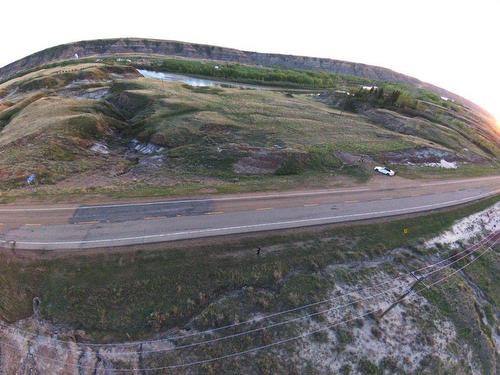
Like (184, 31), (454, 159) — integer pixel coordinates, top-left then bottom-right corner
(0, 175), (498, 250)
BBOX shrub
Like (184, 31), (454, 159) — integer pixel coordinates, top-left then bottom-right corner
(336, 328), (354, 348)
(358, 359), (382, 375)
(275, 153), (306, 175)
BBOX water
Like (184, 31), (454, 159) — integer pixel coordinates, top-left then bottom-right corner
(138, 69), (217, 87)
(137, 69), (267, 90)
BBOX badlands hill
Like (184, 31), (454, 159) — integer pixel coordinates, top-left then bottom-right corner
(0, 38), (498, 200)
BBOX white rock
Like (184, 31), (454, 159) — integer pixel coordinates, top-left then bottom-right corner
(90, 142), (109, 155)
(426, 202), (499, 248)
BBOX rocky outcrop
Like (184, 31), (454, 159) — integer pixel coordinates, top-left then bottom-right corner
(0, 39), (415, 84)
(0, 38), (484, 114)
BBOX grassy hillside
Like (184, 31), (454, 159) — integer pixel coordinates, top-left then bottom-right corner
(0, 58), (498, 200)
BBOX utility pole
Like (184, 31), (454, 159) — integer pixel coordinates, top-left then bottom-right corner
(379, 273), (426, 319)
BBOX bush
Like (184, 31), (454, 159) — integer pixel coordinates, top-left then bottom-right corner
(358, 359), (382, 375)
(336, 328), (354, 348)
(340, 364), (352, 375)
(147, 58), (341, 88)
(275, 153), (307, 175)
(307, 146), (343, 171)
(66, 115), (100, 139)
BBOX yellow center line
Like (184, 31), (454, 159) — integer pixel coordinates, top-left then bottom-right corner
(303, 203), (320, 207)
(144, 216), (163, 220)
(256, 207), (273, 211)
(25, 223), (41, 227)
(381, 197), (392, 200)
(77, 220), (100, 225)
(205, 211), (224, 215)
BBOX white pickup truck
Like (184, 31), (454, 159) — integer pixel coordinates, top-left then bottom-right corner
(374, 166), (396, 176)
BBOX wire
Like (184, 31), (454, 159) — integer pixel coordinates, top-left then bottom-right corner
(425, 244), (494, 288)
(1, 243), (494, 372)
(101, 236), (500, 356)
(1, 231), (497, 357)
(0, 293), (412, 371)
(2, 230), (496, 352)
(1, 241), (496, 372)
(107, 282), (408, 356)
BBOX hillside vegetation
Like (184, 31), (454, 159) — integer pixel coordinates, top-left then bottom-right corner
(0, 54), (498, 200)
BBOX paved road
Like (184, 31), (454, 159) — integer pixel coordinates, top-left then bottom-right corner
(0, 176), (498, 250)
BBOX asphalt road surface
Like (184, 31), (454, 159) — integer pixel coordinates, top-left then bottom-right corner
(0, 176), (498, 250)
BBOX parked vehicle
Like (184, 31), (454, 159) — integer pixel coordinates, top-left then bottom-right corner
(374, 166), (396, 176)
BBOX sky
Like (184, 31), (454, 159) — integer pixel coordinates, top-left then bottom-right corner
(1, 0), (499, 121)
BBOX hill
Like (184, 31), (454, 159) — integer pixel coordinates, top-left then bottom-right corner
(0, 39), (498, 201)
(0, 38), (495, 117)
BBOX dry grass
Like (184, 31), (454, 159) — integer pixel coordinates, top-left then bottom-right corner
(0, 63), (105, 91)
(131, 78), (422, 153)
(1, 97), (93, 146)
(0, 93), (127, 188)
(0, 61), (497, 196)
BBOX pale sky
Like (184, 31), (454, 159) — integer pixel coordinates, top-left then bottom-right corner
(1, 0), (499, 121)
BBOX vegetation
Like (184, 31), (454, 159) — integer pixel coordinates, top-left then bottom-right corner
(0, 57), (498, 201)
(0, 196), (498, 374)
(0, 195), (497, 341)
(421, 276), (497, 375)
(0, 64), (407, 192)
(140, 58), (347, 89)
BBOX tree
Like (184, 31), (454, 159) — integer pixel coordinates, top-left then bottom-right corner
(388, 90), (402, 105)
(377, 87), (384, 100)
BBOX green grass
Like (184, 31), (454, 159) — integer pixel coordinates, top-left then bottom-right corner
(1, 67), (410, 193)
(140, 58), (343, 89)
(336, 328), (354, 349)
(0, 195), (497, 343)
(358, 359), (383, 375)
(462, 252), (500, 306)
(277, 273), (331, 307)
(105, 77), (416, 181)
(1, 57), (498, 201)
(419, 246), (499, 375)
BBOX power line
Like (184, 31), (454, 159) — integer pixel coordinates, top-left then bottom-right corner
(101, 236), (500, 356)
(1, 243), (493, 372)
(0, 241), (491, 371)
(0, 231), (497, 358)
(1, 230), (495, 354)
(107, 282), (408, 356)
